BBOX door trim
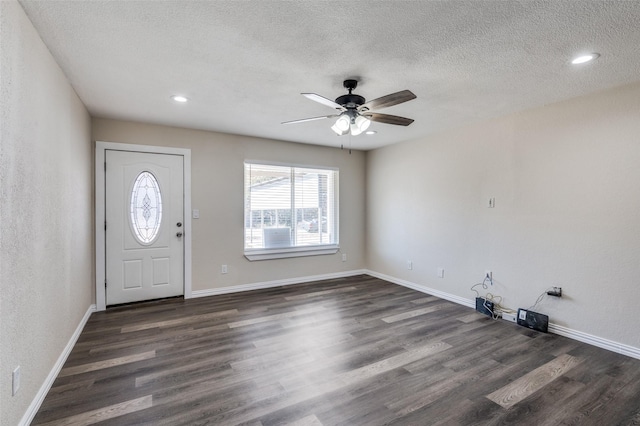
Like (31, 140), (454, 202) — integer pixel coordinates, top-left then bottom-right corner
(96, 141), (192, 311)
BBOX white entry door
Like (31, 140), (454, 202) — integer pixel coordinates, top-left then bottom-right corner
(105, 150), (184, 305)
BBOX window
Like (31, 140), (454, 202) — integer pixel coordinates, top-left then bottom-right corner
(130, 171), (163, 244)
(244, 162), (339, 260)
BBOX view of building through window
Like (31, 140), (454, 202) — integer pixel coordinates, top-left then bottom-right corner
(244, 163), (338, 250)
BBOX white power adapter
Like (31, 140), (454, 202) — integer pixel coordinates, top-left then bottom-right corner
(501, 312), (517, 323)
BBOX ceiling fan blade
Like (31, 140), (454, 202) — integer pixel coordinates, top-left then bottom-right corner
(281, 115), (338, 125)
(359, 90), (416, 111)
(302, 93), (345, 110)
(365, 113), (414, 126)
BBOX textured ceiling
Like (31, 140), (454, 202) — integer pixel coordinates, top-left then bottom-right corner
(18, 1), (640, 150)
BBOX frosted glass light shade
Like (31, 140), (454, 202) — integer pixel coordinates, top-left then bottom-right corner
(350, 115), (371, 135)
(355, 115), (371, 131)
(331, 123), (348, 135)
(335, 115), (350, 131)
(331, 114), (350, 135)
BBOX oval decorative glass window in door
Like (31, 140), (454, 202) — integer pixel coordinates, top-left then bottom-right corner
(130, 171), (163, 244)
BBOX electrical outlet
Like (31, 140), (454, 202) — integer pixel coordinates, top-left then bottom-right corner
(12, 366), (20, 396)
(407, 261), (413, 270)
(342, 253), (347, 262)
(437, 267), (445, 278)
(488, 197), (496, 208)
(485, 270), (493, 284)
(221, 264), (228, 274)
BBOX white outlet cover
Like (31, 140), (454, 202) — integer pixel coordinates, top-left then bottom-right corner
(437, 267), (445, 278)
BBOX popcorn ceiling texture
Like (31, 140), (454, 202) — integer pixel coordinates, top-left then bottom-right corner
(0, 2), (92, 425)
(18, 0), (640, 150)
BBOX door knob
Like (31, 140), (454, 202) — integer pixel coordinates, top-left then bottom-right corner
(177, 222), (182, 227)
(176, 232), (183, 237)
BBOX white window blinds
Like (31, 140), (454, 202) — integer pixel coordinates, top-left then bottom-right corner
(244, 162), (338, 255)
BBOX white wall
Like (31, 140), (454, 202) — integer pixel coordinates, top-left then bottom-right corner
(92, 118), (366, 293)
(367, 82), (640, 350)
(0, 2), (93, 425)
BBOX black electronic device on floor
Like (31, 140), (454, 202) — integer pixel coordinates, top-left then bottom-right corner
(475, 297), (494, 317)
(517, 308), (549, 333)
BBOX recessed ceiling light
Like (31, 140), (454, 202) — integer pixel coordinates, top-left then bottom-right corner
(571, 53), (600, 65)
(365, 130), (377, 135)
(171, 95), (189, 103)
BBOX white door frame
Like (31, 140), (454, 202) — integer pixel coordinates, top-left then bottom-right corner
(95, 141), (192, 311)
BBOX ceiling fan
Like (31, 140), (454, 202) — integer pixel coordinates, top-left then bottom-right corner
(282, 79), (416, 136)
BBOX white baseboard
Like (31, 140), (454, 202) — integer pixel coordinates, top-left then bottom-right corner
(365, 269), (475, 308)
(365, 270), (640, 361)
(190, 269), (368, 299)
(20, 304), (97, 426)
(549, 323), (640, 360)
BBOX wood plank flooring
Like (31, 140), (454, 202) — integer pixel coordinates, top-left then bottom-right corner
(32, 275), (640, 425)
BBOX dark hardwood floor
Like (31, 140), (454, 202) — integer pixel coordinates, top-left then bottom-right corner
(32, 275), (640, 425)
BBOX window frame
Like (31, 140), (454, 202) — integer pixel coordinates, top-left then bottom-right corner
(243, 160), (339, 261)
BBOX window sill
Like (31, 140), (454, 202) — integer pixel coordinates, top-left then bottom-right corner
(244, 245), (339, 261)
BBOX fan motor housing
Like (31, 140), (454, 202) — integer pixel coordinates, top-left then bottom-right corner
(335, 94), (365, 108)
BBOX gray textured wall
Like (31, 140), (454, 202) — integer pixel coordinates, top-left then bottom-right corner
(1, 2), (93, 425)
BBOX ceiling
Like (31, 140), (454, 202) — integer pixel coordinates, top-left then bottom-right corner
(18, 1), (640, 151)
